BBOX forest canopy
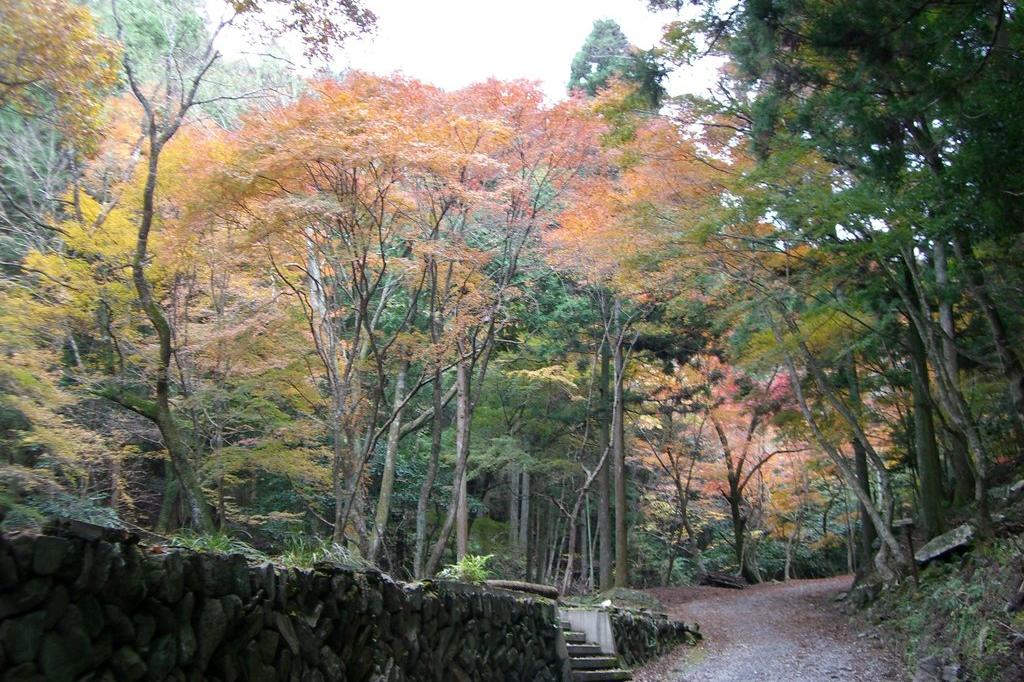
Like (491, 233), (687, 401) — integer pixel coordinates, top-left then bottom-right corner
(1, 0), (1022, 594)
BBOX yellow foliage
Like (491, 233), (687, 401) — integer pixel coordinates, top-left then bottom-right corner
(0, 0), (120, 152)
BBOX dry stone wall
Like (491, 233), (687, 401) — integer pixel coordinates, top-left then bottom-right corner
(0, 529), (568, 682)
(608, 607), (700, 667)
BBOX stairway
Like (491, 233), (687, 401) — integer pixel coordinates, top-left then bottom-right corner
(559, 619), (632, 681)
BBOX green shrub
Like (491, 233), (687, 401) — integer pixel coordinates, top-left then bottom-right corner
(437, 553), (493, 583)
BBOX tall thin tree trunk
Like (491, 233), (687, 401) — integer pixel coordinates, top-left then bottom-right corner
(425, 358), (471, 574)
(907, 304), (945, 538)
(457, 475), (469, 559)
(520, 470), (530, 576)
(597, 339), (613, 590)
(893, 249), (992, 535)
(547, 509), (562, 585)
(853, 439), (875, 569)
(580, 512), (590, 592)
(612, 334), (628, 588)
(585, 494), (595, 591)
(413, 370), (444, 578)
(842, 485), (855, 573)
(951, 231), (1024, 447)
(508, 464), (520, 551)
(845, 355), (877, 568)
(560, 448), (611, 595)
(527, 496), (540, 583)
(127, 105), (213, 534)
(370, 361), (409, 562)
(934, 241), (977, 504)
(109, 457), (121, 512)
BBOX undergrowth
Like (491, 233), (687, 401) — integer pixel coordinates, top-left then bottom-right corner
(437, 553), (493, 583)
(865, 535), (1024, 681)
(168, 531), (373, 570)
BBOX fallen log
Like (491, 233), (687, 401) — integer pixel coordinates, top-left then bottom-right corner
(484, 580), (560, 599)
(698, 572), (747, 590)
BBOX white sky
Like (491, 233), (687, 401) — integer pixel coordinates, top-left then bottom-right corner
(218, 0), (719, 102)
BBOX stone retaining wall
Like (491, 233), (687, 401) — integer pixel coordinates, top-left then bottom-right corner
(0, 530), (567, 681)
(608, 607), (700, 667)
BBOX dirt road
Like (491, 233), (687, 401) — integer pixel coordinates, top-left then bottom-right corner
(634, 576), (904, 681)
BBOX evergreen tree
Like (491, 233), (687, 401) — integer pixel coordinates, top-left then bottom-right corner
(567, 19), (666, 108)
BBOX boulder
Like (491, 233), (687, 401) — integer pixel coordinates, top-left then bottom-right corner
(914, 655), (962, 681)
(915, 523), (974, 564)
(1009, 479), (1024, 498)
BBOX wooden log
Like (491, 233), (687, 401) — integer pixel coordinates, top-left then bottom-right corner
(698, 572), (747, 590)
(484, 580), (560, 599)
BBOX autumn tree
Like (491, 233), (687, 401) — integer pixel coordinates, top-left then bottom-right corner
(92, 0), (375, 531)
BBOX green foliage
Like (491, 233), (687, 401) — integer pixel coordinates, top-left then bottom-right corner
(275, 536), (371, 570)
(437, 554), (493, 583)
(0, 465), (121, 533)
(169, 531), (267, 561)
(865, 537), (1024, 681)
(567, 19), (666, 108)
(568, 19), (632, 96)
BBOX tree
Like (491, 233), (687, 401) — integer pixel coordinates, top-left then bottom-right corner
(567, 19), (666, 109)
(661, 0), (1024, 536)
(99, 0), (373, 531)
(0, 0), (119, 151)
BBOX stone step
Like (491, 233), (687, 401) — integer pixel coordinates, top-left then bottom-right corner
(570, 656), (620, 670)
(560, 619), (572, 629)
(571, 670), (632, 682)
(566, 643), (603, 657)
(563, 630), (588, 643)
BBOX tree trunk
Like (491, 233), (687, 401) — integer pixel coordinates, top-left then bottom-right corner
(951, 230), (1024, 448)
(546, 507), (561, 585)
(772, 315), (909, 571)
(109, 457), (121, 513)
(123, 70), (214, 533)
(156, 468), (180, 533)
(560, 447), (612, 594)
(853, 439), (875, 569)
(519, 470), (530, 562)
(784, 507), (803, 581)
(597, 338), (613, 590)
(664, 526), (682, 586)
(933, 241), (977, 504)
(457, 474), (469, 559)
(508, 464), (520, 551)
(585, 503), (593, 589)
(425, 358), (471, 574)
(413, 369), (444, 578)
(612, 336), (628, 588)
(907, 305), (945, 539)
(845, 355), (877, 568)
(892, 249), (992, 536)
(370, 361), (409, 562)
(330, 415), (349, 543)
(527, 496), (539, 583)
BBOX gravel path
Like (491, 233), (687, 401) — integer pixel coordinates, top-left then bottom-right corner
(633, 576), (904, 682)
